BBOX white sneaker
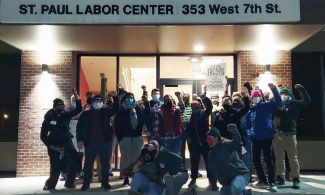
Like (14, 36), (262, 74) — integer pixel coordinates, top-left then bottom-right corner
(253, 181), (268, 189)
(269, 183), (278, 192)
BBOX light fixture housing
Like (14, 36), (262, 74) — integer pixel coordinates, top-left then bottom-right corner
(263, 64), (271, 73)
(42, 64), (49, 74)
(194, 45), (204, 52)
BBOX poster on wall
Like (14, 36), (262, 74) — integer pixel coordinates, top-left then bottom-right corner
(205, 63), (226, 91)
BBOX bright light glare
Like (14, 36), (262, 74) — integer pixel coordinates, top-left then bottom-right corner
(4, 114), (8, 119)
(38, 25), (56, 65)
(194, 45), (204, 52)
(256, 25), (277, 65)
(34, 74), (62, 109)
(257, 73), (276, 93)
(190, 58), (199, 62)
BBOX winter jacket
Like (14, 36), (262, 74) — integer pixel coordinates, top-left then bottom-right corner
(154, 147), (187, 175)
(144, 100), (164, 133)
(245, 87), (282, 141)
(115, 104), (150, 142)
(208, 128), (250, 186)
(156, 104), (184, 137)
(76, 97), (119, 146)
(40, 100), (82, 147)
(187, 97), (213, 144)
(273, 86), (311, 135)
(214, 96), (250, 141)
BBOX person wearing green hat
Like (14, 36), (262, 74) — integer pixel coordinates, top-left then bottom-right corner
(207, 124), (252, 195)
(273, 84), (311, 189)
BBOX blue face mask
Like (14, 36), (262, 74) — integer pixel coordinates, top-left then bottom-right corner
(153, 95), (160, 101)
(71, 102), (76, 108)
(126, 98), (134, 106)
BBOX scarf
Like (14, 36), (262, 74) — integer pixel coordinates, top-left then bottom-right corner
(122, 102), (138, 130)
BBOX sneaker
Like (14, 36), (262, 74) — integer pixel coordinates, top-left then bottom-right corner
(276, 175), (285, 186)
(64, 183), (76, 189)
(253, 181), (268, 189)
(269, 183), (278, 192)
(122, 177), (130, 186)
(109, 172), (114, 177)
(293, 178), (300, 189)
(101, 183), (112, 191)
(198, 172), (203, 178)
(81, 185), (89, 191)
(188, 179), (196, 187)
(60, 173), (67, 181)
(43, 184), (55, 191)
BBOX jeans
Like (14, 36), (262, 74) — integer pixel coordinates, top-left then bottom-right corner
(188, 141), (214, 181)
(159, 137), (181, 155)
(273, 134), (300, 179)
(109, 134), (117, 172)
(242, 136), (252, 181)
(130, 172), (163, 195)
(252, 139), (275, 183)
(180, 130), (188, 164)
(220, 175), (249, 195)
(83, 141), (113, 187)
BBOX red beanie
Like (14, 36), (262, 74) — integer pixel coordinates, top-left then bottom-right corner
(251, 90), (262, 99)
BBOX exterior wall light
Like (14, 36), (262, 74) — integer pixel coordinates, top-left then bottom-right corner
(263, 64), (271, 74)
(42, 64), (49, 74)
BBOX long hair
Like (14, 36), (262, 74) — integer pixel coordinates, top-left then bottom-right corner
(181, 91), (191, 103)
(120, 92), (135, 105)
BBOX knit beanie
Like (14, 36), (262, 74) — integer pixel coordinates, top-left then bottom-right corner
(251, 90), (262, 99)
(280, 87), (295, 99)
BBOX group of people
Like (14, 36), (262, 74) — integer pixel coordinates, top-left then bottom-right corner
(40, 73), (310, 195)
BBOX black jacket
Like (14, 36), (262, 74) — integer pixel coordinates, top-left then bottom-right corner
(115, 103), (150, 142)
(187, 97), (212, 143)
(273, 87), (311, 134)
(76, 97), (119, 146)
(40, 100), (82, 147)
(214, 95), (250, 141)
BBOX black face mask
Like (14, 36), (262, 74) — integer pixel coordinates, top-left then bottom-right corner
(223, 104), (232, 110)
(106, 100), (112, 106)
(148, 150), (157, 159)
(265, 95), (270, 102)
(164, 100), (173, 109)
(144, 158), (154, 164)
(183, 96), (189, 102)
(86, 97), (92, 105)
(232, 100), (243, 109)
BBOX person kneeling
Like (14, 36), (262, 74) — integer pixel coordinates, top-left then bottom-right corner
(124, 147), (163, 195)
(207, 125), (252, 195)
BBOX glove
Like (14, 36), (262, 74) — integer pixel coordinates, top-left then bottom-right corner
(243, 82), (253, 90)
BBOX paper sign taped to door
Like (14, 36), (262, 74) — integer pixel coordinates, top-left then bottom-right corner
(205, 63), (226, 91)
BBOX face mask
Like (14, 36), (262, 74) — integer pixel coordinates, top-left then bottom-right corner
(93, 102), (103, 110)
(144, 158), (154, 164)
(107, 100), (112, 106)
(148, 150), (157, 158)
(164, 100), (173, 109)
(232, 101), (242, 109)
(223, 104), (231, 110)
(57, 108), (64, 113)
(153, 95), (160, 101)
(281, 95), (292, 103)
(192, 108), (201, 114)
(206, 138), (213, 146)
(71, 102), (76, 108)
(126, 98), (134, 106)
(86, 97), (92, 105)
(183, 96), (189, 102)
(264, 95), (270, 102)
(253, 97), (261, 104)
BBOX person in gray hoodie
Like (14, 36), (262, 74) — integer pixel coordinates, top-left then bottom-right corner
(207, 125), (252, 195)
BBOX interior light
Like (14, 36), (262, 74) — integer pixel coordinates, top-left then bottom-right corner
(263, 64), (271, 73)
(4, 114), (8, 119)
(194, 45), (204, 52)
(190, 58), (199, 62)
(42, 64), (49, 74)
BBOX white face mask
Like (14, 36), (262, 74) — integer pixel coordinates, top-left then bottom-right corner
(71, 101), (76, 108)
(93, 102), (103, 110)
(253, 97), (261, 104)
(281, 95), (292, 103)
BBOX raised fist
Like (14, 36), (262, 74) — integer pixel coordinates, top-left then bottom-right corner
(268, 83), (275, 89)
(141, 85), (146, 90)
(117, 84), (123, 89)
(175, 91), (181, 97)
(100, 73), (105, 78)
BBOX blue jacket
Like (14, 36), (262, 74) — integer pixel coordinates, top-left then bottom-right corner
(245, 87), (282, 141)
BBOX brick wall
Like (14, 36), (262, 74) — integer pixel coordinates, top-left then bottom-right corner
(237, 51), (292, 93)
(17, 51), (77, 177)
